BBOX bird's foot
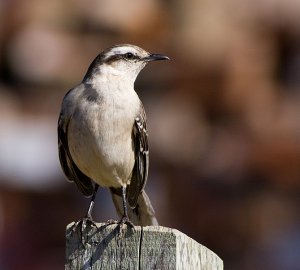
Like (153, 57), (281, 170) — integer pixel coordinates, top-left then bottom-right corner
(73, 217), (97, 245)
(118, 216), (135, 238)
(119, 216), (135, 228)
(82, 216), (98, 230)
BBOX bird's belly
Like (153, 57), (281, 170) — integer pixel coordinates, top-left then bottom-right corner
(68, 105), (136, 188)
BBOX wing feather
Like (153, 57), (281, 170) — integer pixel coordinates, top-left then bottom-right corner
(58, 109), (94, 197)
(127, 103), (149, 208)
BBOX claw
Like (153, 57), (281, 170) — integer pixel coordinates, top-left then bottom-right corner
(120, 216), (135, 228)
(73, 217), (97, 245)
(118, 216), (135, 238)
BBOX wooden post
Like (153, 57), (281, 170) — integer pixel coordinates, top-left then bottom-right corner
(65, 221), (223, 270)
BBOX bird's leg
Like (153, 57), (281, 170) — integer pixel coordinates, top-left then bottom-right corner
(85, 183), (99, 220)
(106, 186), (134, 237)
(77, 184), (99, 244)
(74, 184), (99, 245)
(122, 186), (129, 218)
(119, 186), (134, 230)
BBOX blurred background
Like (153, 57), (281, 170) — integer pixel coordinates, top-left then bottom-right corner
(1, 0), (300, 269)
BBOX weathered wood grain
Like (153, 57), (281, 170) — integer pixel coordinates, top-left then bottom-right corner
(65, 221), (223, 270)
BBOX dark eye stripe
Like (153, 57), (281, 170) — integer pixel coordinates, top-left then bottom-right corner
(104, 54), (124, 64)
(105, 53), (140, 64)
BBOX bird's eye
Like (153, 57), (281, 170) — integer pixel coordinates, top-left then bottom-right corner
(124, 52), (135, 60)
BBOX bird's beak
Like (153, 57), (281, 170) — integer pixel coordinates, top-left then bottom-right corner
(143, 53), (170, 62)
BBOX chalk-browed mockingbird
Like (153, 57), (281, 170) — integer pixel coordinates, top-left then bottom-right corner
(58, 44), (169, 226)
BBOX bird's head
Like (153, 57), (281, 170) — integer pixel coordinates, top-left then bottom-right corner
(83, 44), (169, 84)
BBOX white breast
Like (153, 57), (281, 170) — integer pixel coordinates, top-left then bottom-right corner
(67, 83), (141, 188)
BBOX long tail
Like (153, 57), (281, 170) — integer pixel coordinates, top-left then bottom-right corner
(110, 189), (158, 226)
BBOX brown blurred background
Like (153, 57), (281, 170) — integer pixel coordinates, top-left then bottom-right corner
(1, 0), (300, 269)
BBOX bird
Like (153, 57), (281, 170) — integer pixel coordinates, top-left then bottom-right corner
(58, 44), (169, 227)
